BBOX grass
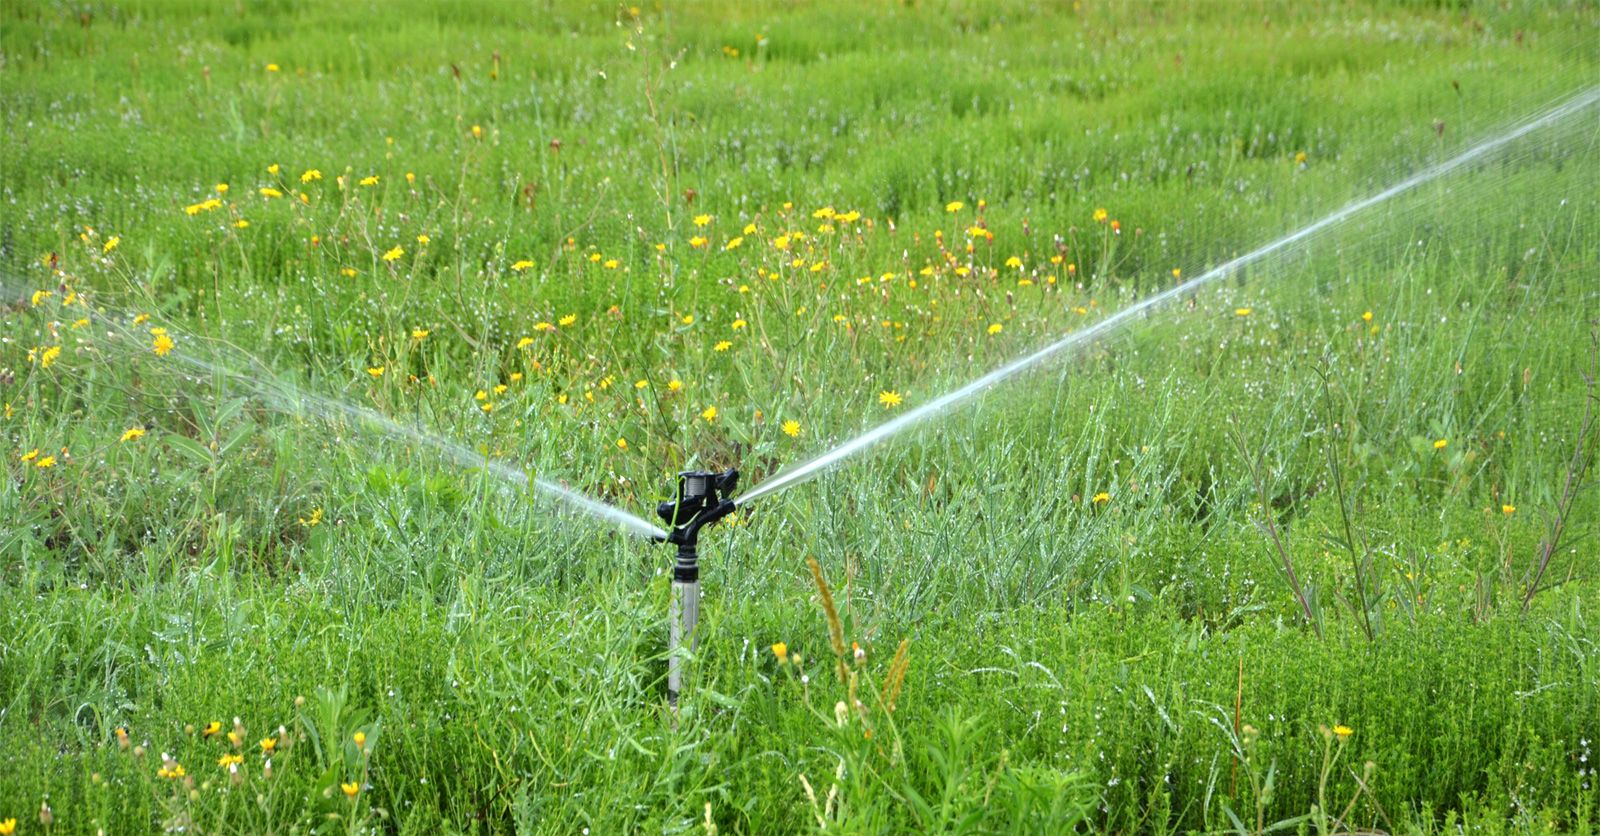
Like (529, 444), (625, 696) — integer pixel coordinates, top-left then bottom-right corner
(2, 0), (1598, 832)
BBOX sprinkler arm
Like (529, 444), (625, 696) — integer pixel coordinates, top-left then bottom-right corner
(655, 468), (740, 572)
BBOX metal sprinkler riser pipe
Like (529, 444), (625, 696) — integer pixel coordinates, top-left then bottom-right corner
(656, 468), (739, 705)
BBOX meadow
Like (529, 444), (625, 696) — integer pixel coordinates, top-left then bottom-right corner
(1, 0), (1598, 832)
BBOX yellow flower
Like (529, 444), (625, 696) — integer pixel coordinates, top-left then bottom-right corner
(693, 214), (712, 227)
(103, 236), (120, 253)
(493, 384), (508, 395)
(35, 455), (55, 468)
(603, 258), (619, 269)
(667, 379), (683, 392)
(714, 340), (732, 352)
(119, 428), (146, 443)
(202, 721), (222, 738)
(945, 201), (964, 213)
(301, 169), (322, 183)
(416, 234), (430, 245)
(1333, 724), (1352, 740)
(1004, 256), (1022, 269)
(771, 642), (789, 662)
(987, 323), (1002, 335)
(724, 236), (744, 250)
(153, 332), (175, 356)
(1501, 504), (1516, 514)
(559, 314), (577, 327)
(367, 367), (385, 377)
(1295, 151), (1309, 165)
(772, 234), (791, 251)
(215, 183), (229, 194)
(517, 337), (536, 349)
(353, 731), (366, 748)
(341, 267), (358, 277)
(233, 219), (251, 229)
(1434, 439), (1448, 449)
(30, 289), (52, 306)
(359, 175), (379, 187)
(382, 246), (404, 262)
(341, 781), (360, 798)
(701, 405), (718, 422)
(680, 314), (695, 325)
(471, 124), (483, 139)
(1, 819), (16, 835)
(480, 402), (494, 413)
(510, 372), (524, 382)
(260, 737), (277, 753)
(217, 753), (243, 768)
(511, 260), (534, 272)
(689, 236), (709, 248)
(267, 164), (280, 175)
(1092, 208), (1108, 223)
(588, 252), (603, 263)
(781, 420), (800, 438)
(616, 438), (628, 450)
(878, 391), (902, 408)
(40, 345), (61, 368)
(1234, 307), (1252, 317)
(411, 328), (429, 340)
(732, 319), (748, 330)
(534, 321), (553, 332)
(259, 187), (282, 198)
(299, 508), (324, 527)
(266, 63), (280, 72)
(1362, 310), (1373, 322)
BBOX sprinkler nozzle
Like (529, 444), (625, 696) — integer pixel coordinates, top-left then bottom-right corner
(656, 468), (738, 576)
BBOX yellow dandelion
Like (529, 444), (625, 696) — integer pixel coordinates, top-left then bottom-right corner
(511, 260), (534, 272)
(20, 449), (39, 462)
(152, 332), (175, 356)
(1004, 256), (1022, 269)
(732, 319), (748, 330)
(1234, 308), (1252, 317)
(558, 313), (577, 327)
(1333, 724), (1352, 740)
(517, 337), (536, 349)
(667, 379), (683, 392)
(30, 289), (51, 306)
(40, 345), (61, 368)
(1501, 504), (1516, 514)
(1092, 492), (1110, 504)
(1362, 310), (1373, 322)
(341, 782), (360, 799)
(119, 428), (146, 443)
(35, 455), (56, 468)
(471, 124), (483, 139)
(266, 63), (280, 72)
(103, 236), (120, 253)
(1434, 438), (1448, 449)
(411, 328), (429, 340)
(878, 391), (902, 408)
(416, 234), (430, 245)
(781, 420), (800, 438)
(480, 402), (494, 413)
(340, 267), (358, 277)
(987, 323), (1003, 335)
(233, 219), (250, 229)
(300, 169), (322, 183)
(215, 183), (229, 194)
(259, 187), (282, 198)
(534, 321), (553, 332)
(359, 175), (379, 187)
(1092, 208), (1108, 223)
(701, 405), (718, 421)
(260, 737), (277, 753)
(616, 438), (628, 450)
(693, 214), (712, 227)
(689, 236), (709, 249)
(945, 201), (964, 213)
(724, 236), (744, 250)
(714, 340), (732, 351)
(771, 642), (789, 662)
(382, 246), (404, 262)
(367, 367), (384, 377)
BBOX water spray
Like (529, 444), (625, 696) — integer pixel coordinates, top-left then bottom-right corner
(653, 468), (739, 704)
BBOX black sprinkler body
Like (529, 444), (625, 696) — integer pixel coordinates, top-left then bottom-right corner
(655, 468), (739, 580)
(656, 467), (737, 705)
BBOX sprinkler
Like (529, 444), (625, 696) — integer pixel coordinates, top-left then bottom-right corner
(655, 468), (739, 704)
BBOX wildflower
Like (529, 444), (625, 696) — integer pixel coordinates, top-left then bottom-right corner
(301, 169), (322, 183)
(1502, 504), (1516, 514)
(1092, 492), (1110, 504)
(216, 183), (229, 194)
(1295, 151), (1308, 165)
(359, 175), (379, 187)
(259, 187), (283, 198)
(153, 332), (176, 356)
(34, 455), (55, 468)
(782, 420), (800, 438)
(411, 328), (429, 341)
(878, 391), (902, 408)
(20, 449), (39, 463)
(987, 323), (1003, 335)
(416, 234), (430, 245)
(382, 246), (404, 262)
(266, 63), (280, 72)
(116, 727), (130, 749)
(480, 402), (494, 413)
(1092, 208), (1108, 223)
(217, 753), (243, 768)
(680, 314), (695, 325)
(1434, 439), (1448, 449)
(701, 405), (718, 421)
(103, 236), (120, 253)
(603, 258), (619, 269)
(471, 124), (483, 139)
(534, 322), (553, 332)
(203, 721), (222, 738)
(233, 219), (251, 229)
(689, 236), (708, 249)
(30, 289), (51, 306)
(559, 313), (577, 327)
(39, 345), (61, 368)
(511, 260), (534, 272)
(353, 731), (366, 749)
(1004, 256), (1022, 269)
(517, 337), (536, 349)
(772, 642), (789, 663)
(945, 201), (964, 213)
(1234, 308), (1252, 317)
(616, 438), (628, 450)
(1334, 725), (1352, 740)
(493, 384), (507, 395)
(773, 234), (791, 250)
(299, 508), (323, 527)
(260, 737), (277, 753)
(367, 367), (384, 377)
(1362, 310), (1373, 322)
(405, 171), (416, 184)
(119, 428), (146, 443)
(1110, 220), (1120, 233)
(341, 267), (358, 277)
(714, 340), (732, 351)
(341, 782), (360, 799)
(1172, 268), (1182, 279)
(667, 379), (683, 392)
(510, 372), (524, 382)
(693, 214), (712, 227)
(723, 236), (744, 251)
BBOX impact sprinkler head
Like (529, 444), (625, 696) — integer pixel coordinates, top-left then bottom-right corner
(656, 467), (737, 706)
(656, 468), (739, 571)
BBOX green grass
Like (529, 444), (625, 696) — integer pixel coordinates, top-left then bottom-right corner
(2, 0), (1598, 832)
